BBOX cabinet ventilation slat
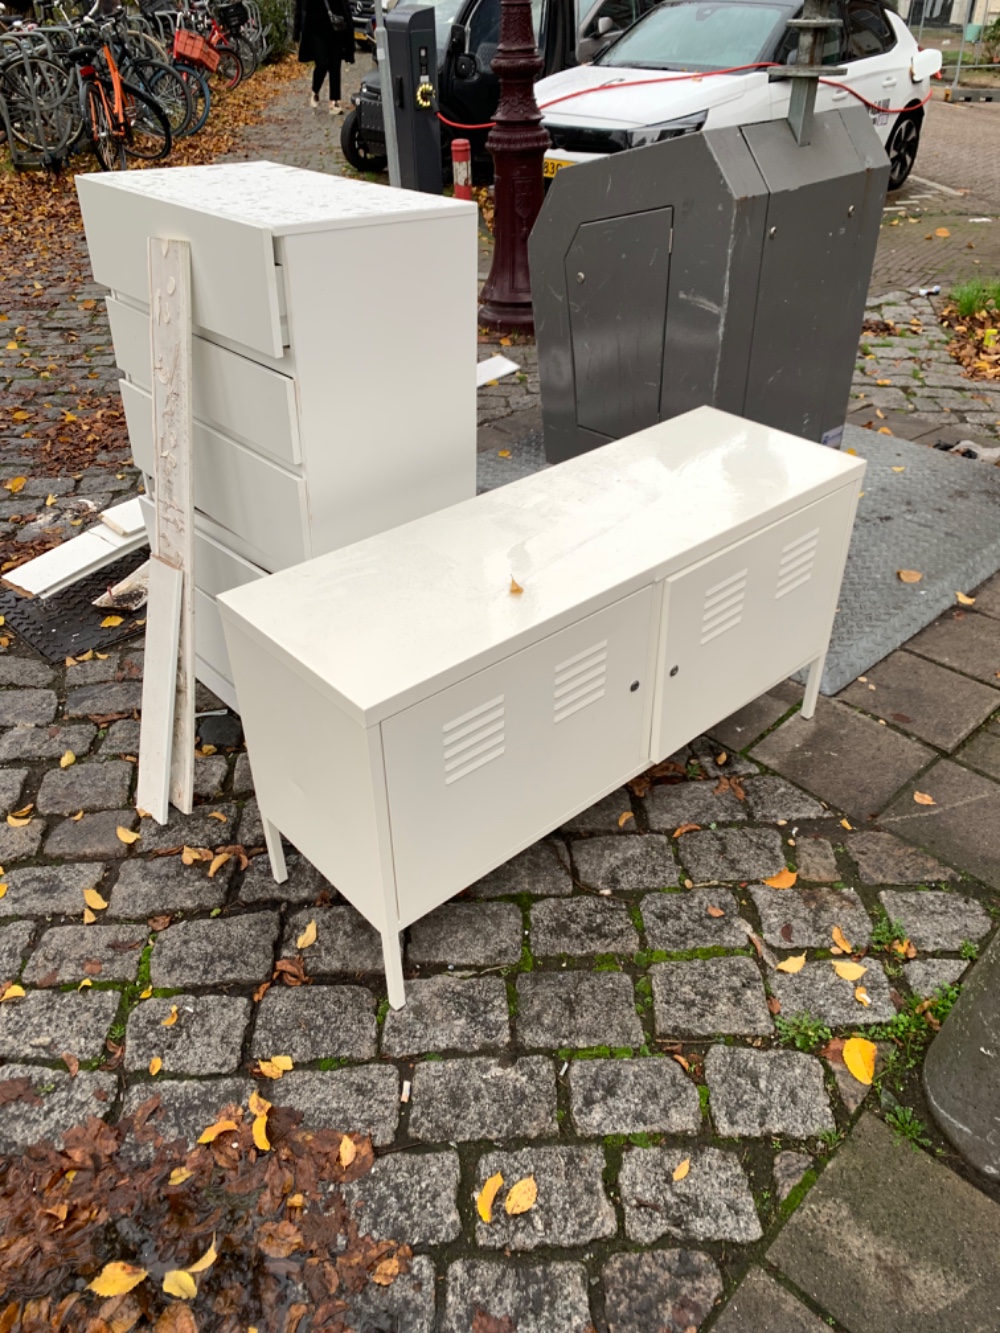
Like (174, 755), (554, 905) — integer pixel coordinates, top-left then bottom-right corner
(443, 694), (505, 784)
(554, 639), (608, 723)
(776, 528), (819, 599)
(700, 568), (747, 644)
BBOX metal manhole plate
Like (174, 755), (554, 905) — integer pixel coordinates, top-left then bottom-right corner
(0, 550), (149, 663)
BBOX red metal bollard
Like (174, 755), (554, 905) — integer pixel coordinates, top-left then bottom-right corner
(451, 139), (472, 201)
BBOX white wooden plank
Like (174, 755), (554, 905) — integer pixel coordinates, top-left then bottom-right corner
(2, 527), (147, 599)
(476, 354), (520, 388)
(136, 555), (183, 823)
(100, 498), (145, 537)
(148, 236), (195, 818)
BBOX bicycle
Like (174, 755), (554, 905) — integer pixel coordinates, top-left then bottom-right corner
(67, 32), (171, 170)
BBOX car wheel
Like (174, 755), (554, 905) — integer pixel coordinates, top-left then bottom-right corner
(340, 108), (389, 174)
(886, 115), (920, 191)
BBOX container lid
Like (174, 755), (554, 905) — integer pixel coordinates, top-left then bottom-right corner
(218, 407), (865, 726)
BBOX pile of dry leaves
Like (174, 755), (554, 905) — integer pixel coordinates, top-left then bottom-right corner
(939, 304), (1000, 384)
(0, 1094), (411, 1332)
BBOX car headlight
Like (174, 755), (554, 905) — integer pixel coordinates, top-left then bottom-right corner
(626, 111), (708, 150)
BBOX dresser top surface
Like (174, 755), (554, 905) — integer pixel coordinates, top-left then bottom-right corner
(75, 161), (476, 234)
(219, 408), (865, 724)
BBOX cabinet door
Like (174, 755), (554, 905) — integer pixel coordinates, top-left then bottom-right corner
(382, 587), (657, 923)
(655, 486), (857, 760)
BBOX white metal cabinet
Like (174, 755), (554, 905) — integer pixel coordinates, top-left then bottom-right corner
(76, 161), (478, 700)
(218, 407), (865, 1007)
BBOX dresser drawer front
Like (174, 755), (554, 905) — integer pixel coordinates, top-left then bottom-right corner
(122, 379), (308, 571)
(382, 587), (657, 923)
(107, 298), (300, 468)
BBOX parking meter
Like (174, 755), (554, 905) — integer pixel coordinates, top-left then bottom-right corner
(385, 4), (443, 195)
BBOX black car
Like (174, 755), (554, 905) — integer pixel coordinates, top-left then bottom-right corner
(350, 0), (376, 51)
(341, 0), (658, 174)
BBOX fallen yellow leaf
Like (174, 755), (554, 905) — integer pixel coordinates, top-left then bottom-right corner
(617, 811), (634, 828)
(0, 984), (25, 1002)
(372, 1256), (401, 1286)
(257, 1059), (285, 1079)
(83, 888), (108, 911)
(913, 791), (936, 806)
(842, 1036), (877, 1086)
(509, 577), (524, 596)
(5, 815), (31, 828)
(477, 1172), (504, 1224)
(139, 986), (152, 1000)
(876, 379), (891, 387)
(956, 591), (976, 606)
(840, 818), (853, 830)
(162, 1270), (197, 1300)
(252, 1114), (270, 1152)
(0, 886), (6, 900)
(271, 1055), (293, 1071)
(776, 953), (806, 974)
(339, 1134), (356, 1168)
(168, 1167), (193, 1186)
(88, 1262), (148, 1297)
(117, 826), (141, 845)
(897, 569), (922, 584)
(891, 466), (906, 472)
(162, 1005), (179, 1027)
(3, 477), (26, 492)
(831, 926), (852, 954)
(45, 493), (56, 507)
(764, 869), (797, 890)
(82, 910), (96, 925)
(935, 227), (951, 237)
(855, 985), (871, 1007)
(197, 1119), (239, 1144)
(59, 751), (75, 768)
(505, 1175), (538, 1215)
(149, 1057), (162, 1076)
(100, 616), (123, 629)
(71, 810), (84, 821)
(497, 449), (511, 458)
(877, 427), (893, 435)
(296, 919), (318, 950)
(187, 1235), (218, 1274)
(672, 1157), (691, 1182)
(832, 960), (867, 981)
(249, 1090), (271, 1117)
(287, 1193), (304, 1208)
(207, 852), (231, 879)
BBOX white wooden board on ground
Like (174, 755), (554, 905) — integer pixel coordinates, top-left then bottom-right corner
(476, 355), (520, 388)
(2, 524), (147, 599)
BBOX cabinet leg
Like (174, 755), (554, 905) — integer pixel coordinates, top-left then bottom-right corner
(262, 816), (288, 884)
(801, 654), (826, 720)
(382, 929), (406, 1009)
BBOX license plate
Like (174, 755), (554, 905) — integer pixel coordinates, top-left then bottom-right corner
(543, 157), (574, 178)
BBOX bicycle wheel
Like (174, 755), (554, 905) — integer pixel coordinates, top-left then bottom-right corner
(176, 63), (210, 136)
(232, 33), (256, 77)
(210, 43), (243, 92)
(120, 79), (172, 160)
(132, 58), (192, 137)
(80, 77), (125, 170)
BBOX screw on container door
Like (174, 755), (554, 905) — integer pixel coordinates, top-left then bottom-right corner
(769, 226), (777, 239)
(576, 272), (585, 283)
(669, 665), (679, 677)
(848, 204), (855, 216)
(630, 680), (640, 692)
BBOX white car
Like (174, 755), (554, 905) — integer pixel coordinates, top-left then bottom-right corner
(538, 0), (942, 190)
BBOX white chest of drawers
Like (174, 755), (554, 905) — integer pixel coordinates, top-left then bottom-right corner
(76, 161), (478, 709)
(218, 406), (865, 1006)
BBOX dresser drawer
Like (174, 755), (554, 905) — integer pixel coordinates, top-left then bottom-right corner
(122, 379), (308, 571)
(107, 298), (300, 468)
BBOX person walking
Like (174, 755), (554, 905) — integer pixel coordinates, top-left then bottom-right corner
(294, 0), (354, 114)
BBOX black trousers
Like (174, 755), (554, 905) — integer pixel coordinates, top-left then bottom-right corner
(311, 57), (342, 100)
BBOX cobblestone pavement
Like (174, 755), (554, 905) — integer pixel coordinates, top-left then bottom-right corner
(3, 62), (1000, 1333)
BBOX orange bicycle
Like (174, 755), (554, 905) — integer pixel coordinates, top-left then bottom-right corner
(68, 24), (171, 170)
